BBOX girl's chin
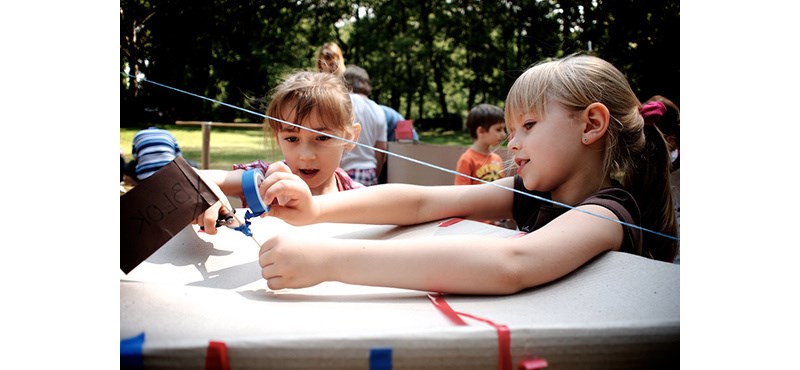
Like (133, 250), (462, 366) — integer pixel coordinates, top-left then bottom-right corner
(520, 176), (539, 192)
(298, 173), (316, 181)
(305, 175), (336, 194)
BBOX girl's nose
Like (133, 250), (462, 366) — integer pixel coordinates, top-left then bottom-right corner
(298, 143), (316, 160)
(507, 135), (519, 151)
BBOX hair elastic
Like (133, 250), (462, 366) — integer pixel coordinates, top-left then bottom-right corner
(641, 101), (666, 126)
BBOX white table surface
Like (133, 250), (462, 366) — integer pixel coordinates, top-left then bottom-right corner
(121, 212), (679, 369)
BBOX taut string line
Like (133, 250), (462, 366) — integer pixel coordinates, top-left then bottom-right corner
(123, 72), (679, 242)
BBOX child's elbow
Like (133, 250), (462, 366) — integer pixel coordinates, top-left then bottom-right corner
(491, 249), (553, 295)
(492, 264), (532, 295)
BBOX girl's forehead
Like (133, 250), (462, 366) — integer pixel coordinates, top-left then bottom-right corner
(279, 122), (332, 133)
(506, 109), (538, 123)
(278, 104), (344, 133)
(507, 99), (557, 121)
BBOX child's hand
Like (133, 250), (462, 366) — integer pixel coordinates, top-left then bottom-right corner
(194, 200), (234, 234)
(259, 234), (332, 290)
(260, 161), (320, 225)
(193, 170), (235, 234)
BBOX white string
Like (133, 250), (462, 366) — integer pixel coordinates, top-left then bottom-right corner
(123, 72), (679, 241)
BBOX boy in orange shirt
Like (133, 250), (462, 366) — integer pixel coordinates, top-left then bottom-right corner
(454, 104), (507, 185)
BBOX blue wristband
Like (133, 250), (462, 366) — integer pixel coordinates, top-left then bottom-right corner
(242, 169), (269, 216)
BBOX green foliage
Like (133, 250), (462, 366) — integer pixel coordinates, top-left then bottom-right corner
(120, 0), (680, 127)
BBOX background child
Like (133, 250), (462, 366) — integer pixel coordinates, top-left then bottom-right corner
(454, 103), (508, 185)
(124, 126), (193, 184)
(255, 54), (677, 295)
(195, 71), (362, 234)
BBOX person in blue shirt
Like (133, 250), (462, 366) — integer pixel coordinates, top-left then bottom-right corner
(380, 104), (418, 142)
(378, 104), (418, 184)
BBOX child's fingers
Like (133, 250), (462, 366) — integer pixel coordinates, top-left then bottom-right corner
(264, 275), (286, 290)
(265, 161), (292, 177)
(260, 171), (305, 206)
(259, 235), (275, 256)
(259, 238), (286, 289)
(197, 201), (225, 234)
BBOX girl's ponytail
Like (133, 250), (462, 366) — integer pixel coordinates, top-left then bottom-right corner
(623, 101), (678, 261)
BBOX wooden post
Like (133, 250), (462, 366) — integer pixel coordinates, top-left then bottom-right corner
(202, 122), (211, 169)
(175, 121), (262, 170)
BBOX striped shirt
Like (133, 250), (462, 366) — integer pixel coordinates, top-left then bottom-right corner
(131, 127), (182, 181)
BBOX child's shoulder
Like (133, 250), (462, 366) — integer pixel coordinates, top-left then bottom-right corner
(335, 167), (364, 190)
(232, 159), (272, 174)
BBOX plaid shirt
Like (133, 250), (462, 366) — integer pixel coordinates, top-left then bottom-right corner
(345, 168), (378, 187)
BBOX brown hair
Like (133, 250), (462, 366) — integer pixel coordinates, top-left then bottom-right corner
(505, 54), (677, 261)
(315, 42), (346, 78)
(466, 104), (505, 139)
(264, 71), (355, 144)
(343, 65), (372, 96)
(645, 94), (680, 153)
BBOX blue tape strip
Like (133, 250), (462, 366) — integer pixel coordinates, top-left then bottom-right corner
(242, 169), (268, 216)
(369, 348), (392, 370)
(120, 332), (145, 369)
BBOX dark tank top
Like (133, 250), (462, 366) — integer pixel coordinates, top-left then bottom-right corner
(511, 176), (643, 256)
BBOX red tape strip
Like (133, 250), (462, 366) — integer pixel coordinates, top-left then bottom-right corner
(427, 293), (468, 325)
(437, 218), (464, 227)
(428, 293), (512, 370)
(205, 341), (230, 370)
(518, 358), (549, 369)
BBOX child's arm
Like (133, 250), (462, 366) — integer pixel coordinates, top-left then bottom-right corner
(197, 169), (246, 196)
(374, 140), (387, 178)
(261, 161), (515, 226)
(259, 203), (623, 294)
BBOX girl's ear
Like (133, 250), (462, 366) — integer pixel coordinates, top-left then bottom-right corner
(581, 102), (610, 145)
(344, 122), (361, 151)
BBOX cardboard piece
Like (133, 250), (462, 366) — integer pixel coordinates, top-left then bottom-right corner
(120, 156), (219, 274)
(121, 215), (679, 368)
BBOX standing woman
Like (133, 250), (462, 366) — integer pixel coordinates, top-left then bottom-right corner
(315, 42), (346, 78)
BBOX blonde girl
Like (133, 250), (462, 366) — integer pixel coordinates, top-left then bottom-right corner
(253, 54), (677, 294)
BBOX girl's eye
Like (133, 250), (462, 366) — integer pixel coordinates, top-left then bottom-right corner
(523, 121), (536, 130)
(284, 136), (299, 143)
(317, 135), (331, 142)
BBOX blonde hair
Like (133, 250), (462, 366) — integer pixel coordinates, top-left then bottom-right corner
(315, 42), (346, 78)
(265, 71), (355, 143)
(505, 54), (677, 262)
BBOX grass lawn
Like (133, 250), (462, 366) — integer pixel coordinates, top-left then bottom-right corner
(120, 124), (472, 170)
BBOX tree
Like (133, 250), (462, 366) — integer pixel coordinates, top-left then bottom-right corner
(120, 0), (680, 127)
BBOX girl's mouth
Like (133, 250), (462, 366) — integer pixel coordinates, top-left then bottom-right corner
(298, 168), (319, 178)
(514, 158), (529, 171)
